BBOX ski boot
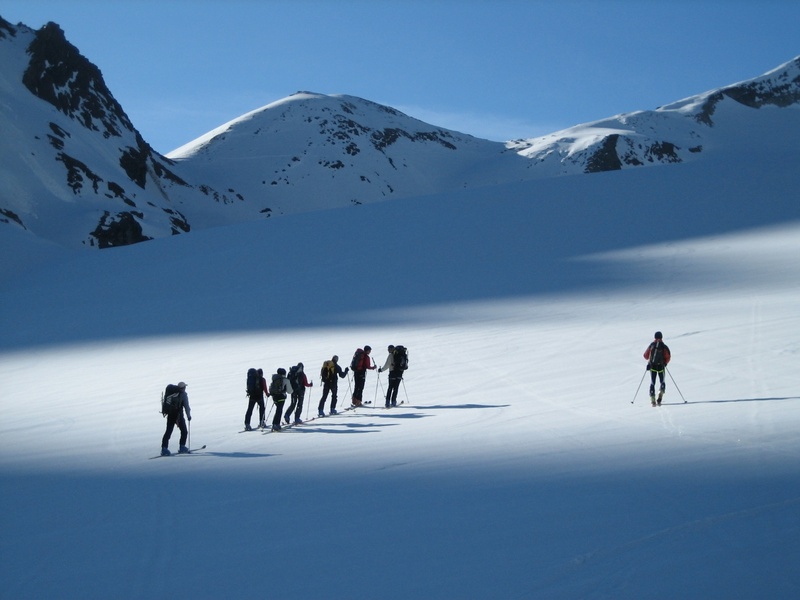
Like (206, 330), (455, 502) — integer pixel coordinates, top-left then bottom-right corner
(178, 446), (190, 454)
(161, 447), (171, 456)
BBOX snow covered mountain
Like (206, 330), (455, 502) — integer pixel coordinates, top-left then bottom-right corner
(0, 18), (208, 249)
(509, 57), (800, 174)
(1, 14), (799, 257)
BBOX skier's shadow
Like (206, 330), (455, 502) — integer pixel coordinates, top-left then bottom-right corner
(672, 396), (800, 405)
(280, 422), (399, 435)
(416, 404), (511, 409)
(201, 451), (276, 458)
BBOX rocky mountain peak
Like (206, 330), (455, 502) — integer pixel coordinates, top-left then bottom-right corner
(21, 21), (134, 139)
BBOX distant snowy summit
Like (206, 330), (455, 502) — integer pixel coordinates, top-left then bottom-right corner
(1, 13), (799, 251)
(165, 91), (529, 216)
(508, 57), (800, 174)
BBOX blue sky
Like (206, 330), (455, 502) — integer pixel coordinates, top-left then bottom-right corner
(3, 0), (798, 154)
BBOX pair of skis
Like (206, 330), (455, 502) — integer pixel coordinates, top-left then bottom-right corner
(149, 444), (206, 459)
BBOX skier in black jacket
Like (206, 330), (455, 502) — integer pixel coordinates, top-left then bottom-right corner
(318, 355), (349, 417)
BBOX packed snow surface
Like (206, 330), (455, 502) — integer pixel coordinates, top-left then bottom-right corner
(2, 138), (799, 599)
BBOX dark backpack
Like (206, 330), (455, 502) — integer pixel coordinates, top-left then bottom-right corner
(649, 342), (666, 370)
(288, 365), (301, 390)
(321, 360), (336, 383)
(161, 384), (182, 416)
(246, 368), (261, 396)
(392, 345), (409, 371)
(350, 348), (365, 371)
(269, 374), (286, 400)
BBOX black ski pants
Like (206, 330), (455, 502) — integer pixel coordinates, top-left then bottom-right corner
(318, 381), (339, 411)
(385, 371), (402, 406)
(352, 370), (366, 404)
(245, 393), (265, 426)
(161, 410), (187, 449)
(272, 399), (286, 427)
(285, 389), (305, 421)
(649, 369), (666, 395)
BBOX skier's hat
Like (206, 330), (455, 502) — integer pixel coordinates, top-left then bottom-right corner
(654, 331), (663, 339)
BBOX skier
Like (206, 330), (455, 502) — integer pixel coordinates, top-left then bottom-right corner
(378, 345), (406, 408)
(244, 368), (267, 431)
(269, 368), (292, 431)
(161, 381), (191, 455)
(351, 346), (375, 407)
(284, 363), (313, 425)
(318, 355), (349, 417)
(644, 331), (671, 406)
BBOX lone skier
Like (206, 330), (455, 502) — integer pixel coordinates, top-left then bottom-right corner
(644, 331), (671, 406)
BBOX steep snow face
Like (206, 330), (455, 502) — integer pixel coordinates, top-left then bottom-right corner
(509, 56), (800, 175)
(0, 18), (233, 249)
(167, 91), (533, 215)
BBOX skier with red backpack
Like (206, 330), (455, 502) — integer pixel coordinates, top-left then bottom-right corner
(643, 331), (671, 406)
(350, 346), (375, 407)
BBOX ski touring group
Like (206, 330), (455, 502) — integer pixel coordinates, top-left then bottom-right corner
(158, 332), (676, 456)
(158, 344), (410, 456)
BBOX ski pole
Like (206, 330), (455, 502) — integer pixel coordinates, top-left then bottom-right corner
(631, 368), (647, 404)
(666, 367), (688, 403)
(373, 363), (381, 404)
(401, 378), (409, 405)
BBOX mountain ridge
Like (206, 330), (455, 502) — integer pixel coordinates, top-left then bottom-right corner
(1, 14), (798, 254)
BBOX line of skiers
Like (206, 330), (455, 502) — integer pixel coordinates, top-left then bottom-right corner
(243, 344), (409, 432)
(160, 332), (670, 453)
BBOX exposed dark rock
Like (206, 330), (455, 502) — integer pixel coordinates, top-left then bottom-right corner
(371, 127), (457, 152)
(161, 207), (190, 234)
(119, 144), (149, 189)
(56, 152), (102, 193)
(22, 22), (134, 138)
(0, 15), (15, 39)
(585, 135), (622, 173)
(645, 141), (681, 163)
(1, 208), (26, 229)
(90, 211), (151, 248)
(696, 57), (800, 125)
